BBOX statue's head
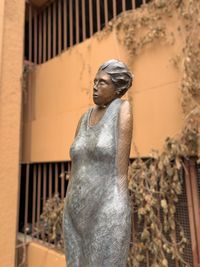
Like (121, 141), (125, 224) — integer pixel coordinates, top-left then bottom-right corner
(97, 59), (133, 97)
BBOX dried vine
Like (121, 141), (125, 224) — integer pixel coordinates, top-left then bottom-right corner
(35, 194), (64, 250)
(127, 140), (189, 267)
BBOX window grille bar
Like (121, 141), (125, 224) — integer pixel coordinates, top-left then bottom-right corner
(113, 0), (117, 18)
(32, 165), (37, 237)
(104, 0), (108, 26)
(61, 162), (65, 199)
(36, 164), (41, 238)
(58, 0), (62, 54)
(97, 0), (101, 31)
(122, 0), (126, 12)
(48, 163), (52, 243)
(89, 0), (93, 36)
(38, 13), (42, 64)
(55, 163), (58, 193)
(49, 163), (52, 198)
(28, 5), (32, 62)
(75, 0), (79, 44)
(41, 163), (47, 242)
(63, 0), (67, 50)
(69, 0), (73, 47)
(43, 10), (46, 62)
(132, 0), (136, 9)
(34, 10), (37, 64)
(24, 164), (30, 238)
(82, 0), (86, 41)
(48, 5), (51, 60)
(43, 164), (47, 207)
(53, 1), (56, 57)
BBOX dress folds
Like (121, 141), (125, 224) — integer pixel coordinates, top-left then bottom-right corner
(63, 98), (131, 267)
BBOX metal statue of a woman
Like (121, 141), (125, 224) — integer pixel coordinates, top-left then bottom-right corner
(63, 59), (133, 267)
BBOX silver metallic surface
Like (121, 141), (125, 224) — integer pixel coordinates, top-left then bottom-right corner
(63, 98), (131, 267)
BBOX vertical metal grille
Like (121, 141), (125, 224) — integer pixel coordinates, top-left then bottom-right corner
(18, 162), (70, 248)
(24, 0), (151, 64)
(18, 160), (199, 266)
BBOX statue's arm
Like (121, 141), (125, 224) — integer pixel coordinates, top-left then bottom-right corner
(117, 100), (133, 193)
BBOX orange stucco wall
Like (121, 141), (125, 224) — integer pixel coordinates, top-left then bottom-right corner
(22, 12), (184, 163)
(0, 0), (25, 266)
(27, 242), (66, 267)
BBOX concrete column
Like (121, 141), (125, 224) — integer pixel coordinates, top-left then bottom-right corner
(0, 0), (25, 266)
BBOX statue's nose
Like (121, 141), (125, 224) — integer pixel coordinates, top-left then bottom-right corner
(93, 82), (98, 91)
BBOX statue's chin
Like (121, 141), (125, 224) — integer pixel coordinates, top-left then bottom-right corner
(93, 97), (102, 106)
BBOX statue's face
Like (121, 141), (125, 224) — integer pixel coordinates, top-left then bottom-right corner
(93, 71), (118, 106)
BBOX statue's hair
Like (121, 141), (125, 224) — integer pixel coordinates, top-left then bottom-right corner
(98, 59), (133, 96)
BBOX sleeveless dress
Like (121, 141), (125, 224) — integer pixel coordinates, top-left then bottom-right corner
(63, 98), (131, 267)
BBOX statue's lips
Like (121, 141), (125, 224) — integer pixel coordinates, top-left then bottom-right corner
(93, 94), (98, 98)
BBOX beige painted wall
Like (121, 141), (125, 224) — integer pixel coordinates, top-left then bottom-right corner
(0, 0), (25, 266)
(27, 242), (66, 267)
(22, 13), (184, 163)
